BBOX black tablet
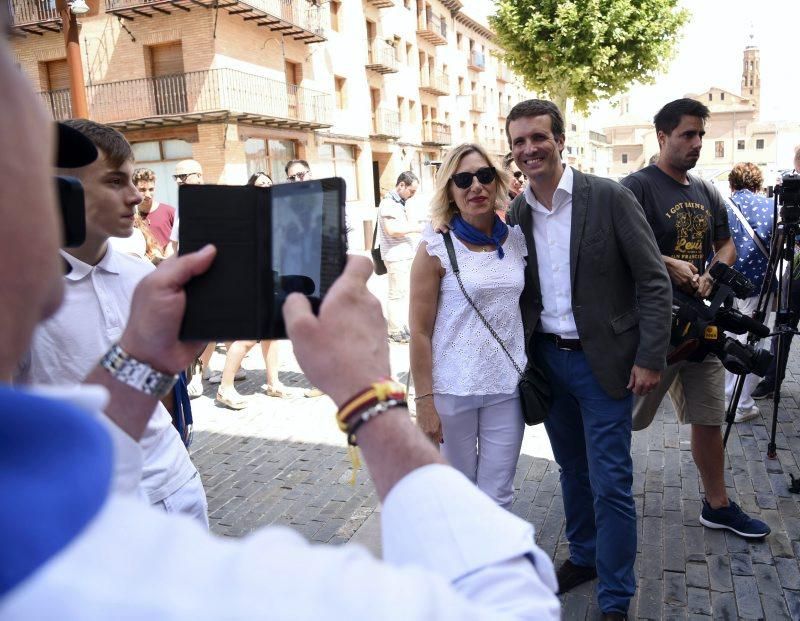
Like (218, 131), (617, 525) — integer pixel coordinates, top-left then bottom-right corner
(178, 177), (347, 340)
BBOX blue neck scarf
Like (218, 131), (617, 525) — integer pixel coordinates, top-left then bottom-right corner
(451, 213), (509, 259)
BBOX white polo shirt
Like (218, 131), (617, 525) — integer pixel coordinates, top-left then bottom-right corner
(21, 246), (198, 504)
(524, 165), (579, 339)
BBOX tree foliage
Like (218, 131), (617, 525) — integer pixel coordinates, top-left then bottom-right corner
(490, 0), (689, 114)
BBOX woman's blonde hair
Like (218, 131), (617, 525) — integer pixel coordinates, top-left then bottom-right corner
(430, 143), (509, 229)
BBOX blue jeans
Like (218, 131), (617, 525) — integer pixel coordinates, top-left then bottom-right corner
(539, 338), (636, 614)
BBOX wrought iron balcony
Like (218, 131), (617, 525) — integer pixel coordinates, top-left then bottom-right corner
(422, 120), (450, 146)
(419, 70), (449, 96)
(105, 0), (326, 43)
(416, 9), (447, 46)
(7, 0), (61, 35)
(470, 94), (485, 113)
(468, 50), (485, 72)
(498, 102), (512, 118)
(365, 40), (398, 74)
(370, 108), (400, 139)
(38, 68), (334, 130)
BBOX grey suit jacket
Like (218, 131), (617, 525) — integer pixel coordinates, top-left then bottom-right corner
(508, 168), (672, 399)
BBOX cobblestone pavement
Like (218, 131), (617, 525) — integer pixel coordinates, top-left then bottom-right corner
(189, 278), (800, 619)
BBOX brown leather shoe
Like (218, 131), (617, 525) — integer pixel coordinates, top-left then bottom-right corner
(556, 559), (597, 594)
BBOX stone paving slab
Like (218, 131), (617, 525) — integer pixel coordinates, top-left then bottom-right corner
(189, 278), (800, 618)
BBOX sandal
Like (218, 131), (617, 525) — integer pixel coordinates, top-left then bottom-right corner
(215, 387), (247, 410)
(263, 384), (290, 398)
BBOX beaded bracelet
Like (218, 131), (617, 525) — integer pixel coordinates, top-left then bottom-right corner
(336, 379), (406, 432)
(345, 398), (407, 446)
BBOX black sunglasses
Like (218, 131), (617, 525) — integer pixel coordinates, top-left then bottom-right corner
(451, 166), (497, 189)
(513, 171), (527, 180)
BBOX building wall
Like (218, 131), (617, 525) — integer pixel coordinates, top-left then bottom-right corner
(12, 0), (534, 248)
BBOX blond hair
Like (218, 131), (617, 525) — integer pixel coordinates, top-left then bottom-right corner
(429, 143), (509, 229)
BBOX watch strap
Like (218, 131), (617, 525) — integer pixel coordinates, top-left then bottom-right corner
(100, 343), (177, 398)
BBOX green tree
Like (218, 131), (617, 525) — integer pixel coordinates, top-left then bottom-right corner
(490, 0), (689, 116)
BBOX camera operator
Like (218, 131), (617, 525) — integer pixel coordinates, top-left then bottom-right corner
(0, 33), (559, 619)
(723, 163), (775, 421)
(621, 98), (770, 539)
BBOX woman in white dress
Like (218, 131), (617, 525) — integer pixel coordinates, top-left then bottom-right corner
(409, 143), (528, 508)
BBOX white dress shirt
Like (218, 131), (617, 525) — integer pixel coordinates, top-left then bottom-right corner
(19, 246), (198, 504)
(524, 165), (579, 338)
(0, 402), (560, 620)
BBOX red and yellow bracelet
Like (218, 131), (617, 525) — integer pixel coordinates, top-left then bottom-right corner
(336, 378), (407, 437)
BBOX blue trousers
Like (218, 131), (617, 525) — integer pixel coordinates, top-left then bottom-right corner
(539, 339), (636, 614)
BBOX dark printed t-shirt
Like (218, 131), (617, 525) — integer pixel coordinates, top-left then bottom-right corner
(621, 165), (730, 274)
(143, 202), (176, 251)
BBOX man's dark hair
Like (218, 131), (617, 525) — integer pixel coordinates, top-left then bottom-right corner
(396, 171), (418, 187)
(505, 99), (565, 142)
(654, 98), (710, 135)
(285, 159), (310, 175)
(62, 119), (132, 169)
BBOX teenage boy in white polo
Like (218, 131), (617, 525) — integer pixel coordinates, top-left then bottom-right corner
(17, 120), (208, 525)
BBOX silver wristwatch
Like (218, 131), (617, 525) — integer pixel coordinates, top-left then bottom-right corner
(100, 343), (178, 398)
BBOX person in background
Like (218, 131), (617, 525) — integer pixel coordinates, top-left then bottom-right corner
(133, 167), (175, 256)
(723, 163), (775, 422)
(248, 171), (273, 187)
(378, 171), (422, 344)
(214, 171), (288, 410)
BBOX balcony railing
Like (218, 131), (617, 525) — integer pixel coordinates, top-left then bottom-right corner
(105, 0), (325, 43)
(496, 65), (514, 83)
(366, 40), (399, 74)
(7, 0), (61, 33)
(419, 70), (449, 96)
(371, 108), (400, 139)
(498, 102), (512, 118)
(589, 130), (609, 144)
(468, 50), (486, 72)
(422, 120), (450, 146)
(38, 68), (333, 130)
(417, 9), (447, 45)
(470, 94), (485, 113)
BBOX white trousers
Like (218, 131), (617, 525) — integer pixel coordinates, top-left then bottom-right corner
(385, 258), (412, 334)
(156, 471), (209, 529)
(724, 295), (772, 411)
(434, 392), (525, 509)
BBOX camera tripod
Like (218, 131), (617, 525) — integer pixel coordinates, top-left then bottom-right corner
(724, 195), (800, 459)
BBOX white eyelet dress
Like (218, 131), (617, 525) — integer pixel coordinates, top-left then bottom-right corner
(420, 223), (529, 509)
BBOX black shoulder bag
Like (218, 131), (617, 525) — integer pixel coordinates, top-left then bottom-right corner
(441, 231), (551, 425)
(371, 218), (387, 275)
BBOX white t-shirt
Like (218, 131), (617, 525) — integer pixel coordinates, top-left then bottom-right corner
(20, 246), (198, 504)
(421, 225), (528, 395)
(378, 192), (416, 262)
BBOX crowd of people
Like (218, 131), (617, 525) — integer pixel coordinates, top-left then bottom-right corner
(3, 9), (799, 614)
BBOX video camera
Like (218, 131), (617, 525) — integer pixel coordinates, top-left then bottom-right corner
(776, 173), (800, 222)
(669, 263), (772, 375)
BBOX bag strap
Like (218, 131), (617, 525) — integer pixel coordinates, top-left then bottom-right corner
(441, 231), (524, 377)
(729, 197), (769, 258)
(371, 217), (379, 251)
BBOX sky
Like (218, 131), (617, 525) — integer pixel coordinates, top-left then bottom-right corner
(467, 0), (800, 126)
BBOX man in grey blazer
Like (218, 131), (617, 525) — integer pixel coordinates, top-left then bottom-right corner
(506, 100), (672, 621)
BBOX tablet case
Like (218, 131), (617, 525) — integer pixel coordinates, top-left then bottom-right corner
(178, 179), (346, 341)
